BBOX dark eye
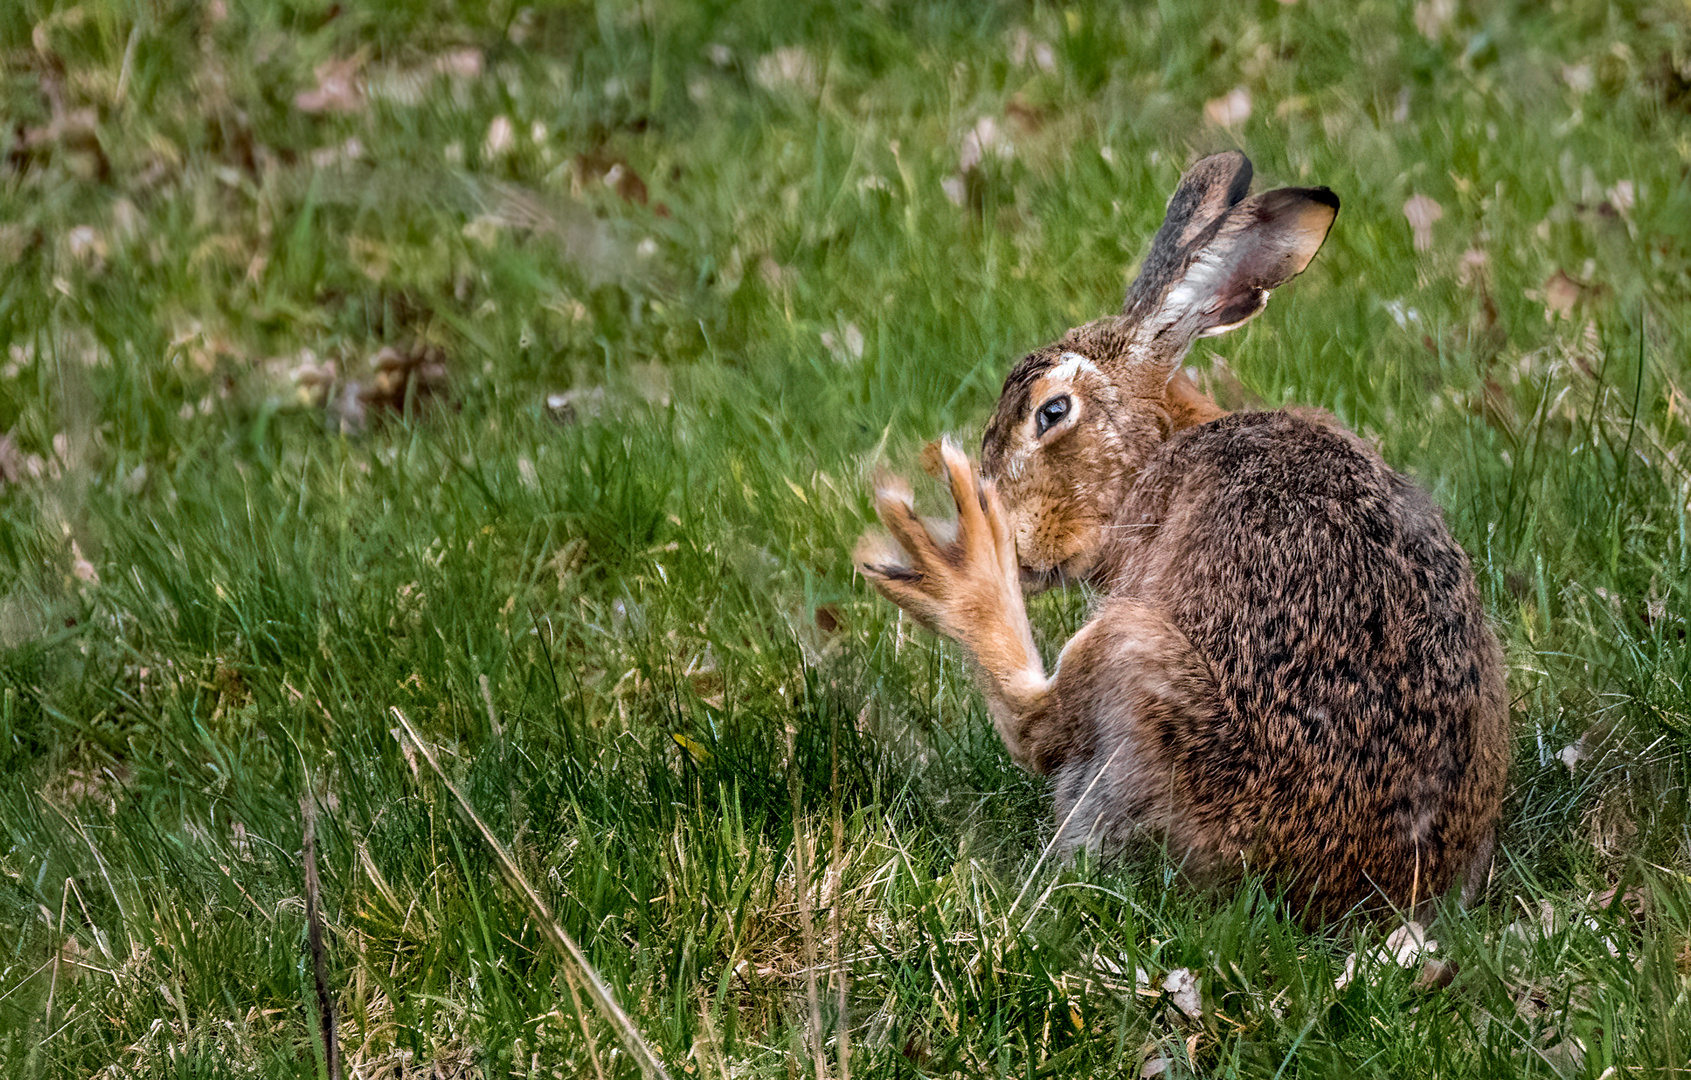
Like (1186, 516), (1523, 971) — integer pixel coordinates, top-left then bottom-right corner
(1035, 395), (1071, 437)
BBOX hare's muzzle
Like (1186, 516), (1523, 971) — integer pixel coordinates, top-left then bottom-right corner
(1017, 562), (1069, 595)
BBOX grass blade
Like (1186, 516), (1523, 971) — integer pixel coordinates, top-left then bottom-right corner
(390, 706), (672, 1080)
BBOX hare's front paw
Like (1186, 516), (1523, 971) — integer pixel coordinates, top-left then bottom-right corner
(856, 439), (1025, 652)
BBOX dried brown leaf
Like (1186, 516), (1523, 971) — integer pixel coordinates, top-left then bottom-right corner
(1536, 269), (1606, 321)
(1203, 86), (1252, 128)
(574, 151), (650, 206)
(1402, 194), (1443, 252)
(296, 56), (364, 114)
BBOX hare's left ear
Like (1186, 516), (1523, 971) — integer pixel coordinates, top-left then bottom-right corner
(1172, 186), (1340, 340)
(1114, 156), (1337, 385)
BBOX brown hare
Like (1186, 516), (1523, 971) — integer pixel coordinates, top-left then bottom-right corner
(857, 151), (1509, 919)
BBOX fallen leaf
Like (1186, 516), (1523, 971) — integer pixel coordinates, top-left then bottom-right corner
(287, 351), (338, 408)
(1007, 28), (1056, 73)
(547, 387), (607, 424)
(1537, 269), (1598, 320)
(573, 151), (651, 207)
(435, 48), (483, 80)
(959, 116), (1012, 173)
(366, 48), (484, 107)
(1591, 885), (1648, 921)
(814, 605), (842, 635)
(1605, 179), (1635, 215)
(309, 136), (364, 169)
(1457, 247), (1489, 286)
(69, 539), (98, 584)
(1557, 740), (1587, 772)
(1337, 921), (1442, 990)
(365, 343), (448, 408)
(672, 732), (711, 763)
(484, 115), (515, 160)
(1204, 86), (1252, 128)
(7, 103), (106, 179)
(1402, 194), (1443, 252)
(1384, 921), (1436, 966)
(757, 255), (792, 290)
(64, 224), (107, 269)
(821, 322), (865, 363)
(295, 56), (364, 114)
(0, 430), (48, 489)
(1162, 968), (1201, 1018)
(1413, 0), (1456, 39)
(754, 46), (818, 95)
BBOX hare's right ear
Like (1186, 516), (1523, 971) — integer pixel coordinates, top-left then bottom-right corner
(1117, 152), (1338, 382)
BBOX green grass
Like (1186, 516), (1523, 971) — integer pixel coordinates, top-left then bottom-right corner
(2, 0), (1690, 1075)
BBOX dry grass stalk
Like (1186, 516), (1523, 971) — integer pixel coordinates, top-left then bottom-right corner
(561, 967), (610, 1080)
(785, 721), (830, 1080)
(390, 707), (672, 1080)
(302, 793), (343, 1080)
(831, 735), (851, 1080)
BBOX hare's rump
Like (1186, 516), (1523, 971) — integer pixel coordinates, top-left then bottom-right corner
(1072, 409), (1510, 915)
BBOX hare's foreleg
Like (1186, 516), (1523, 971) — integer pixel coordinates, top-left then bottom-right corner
(858, 449), (1221, 854)
(857, 440), (1055, 769)
(857, 443), (1218, 790)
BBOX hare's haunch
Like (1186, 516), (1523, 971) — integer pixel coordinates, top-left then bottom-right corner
(858, 152), (1508, 919)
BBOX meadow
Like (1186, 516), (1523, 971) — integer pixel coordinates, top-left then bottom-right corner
(2, 0), (1690, 1076)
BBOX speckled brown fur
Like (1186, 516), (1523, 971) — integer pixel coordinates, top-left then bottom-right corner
(857, 152), (1509, 920)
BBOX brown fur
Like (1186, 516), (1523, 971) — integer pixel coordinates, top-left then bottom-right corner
(857, 153), (1509, 920)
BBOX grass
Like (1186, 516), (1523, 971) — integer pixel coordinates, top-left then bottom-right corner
(2, 0), (1690, 1075)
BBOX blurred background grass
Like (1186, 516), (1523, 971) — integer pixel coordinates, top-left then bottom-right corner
(1, 0), (1690, 1076)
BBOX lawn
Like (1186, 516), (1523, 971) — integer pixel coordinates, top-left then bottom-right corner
(2, 0), (1690, 1076)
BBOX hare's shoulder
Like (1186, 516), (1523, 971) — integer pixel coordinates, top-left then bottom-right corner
(1119, 407), (1478, 626)
(1115, 408), (1397, 549)
(1159, 408), (1392, 505)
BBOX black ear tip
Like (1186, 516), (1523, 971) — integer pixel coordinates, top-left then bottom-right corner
(1308, 186), (1341, 211)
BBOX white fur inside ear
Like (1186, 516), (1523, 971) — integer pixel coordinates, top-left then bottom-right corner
(1163, 248), (1228, 314)
(1049, 352), (1099, 381)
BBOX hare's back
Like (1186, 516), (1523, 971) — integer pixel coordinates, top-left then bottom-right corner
(1120, 409), (1502, 903)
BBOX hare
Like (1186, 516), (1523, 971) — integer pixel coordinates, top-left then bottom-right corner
(857, 152), (1509, 919)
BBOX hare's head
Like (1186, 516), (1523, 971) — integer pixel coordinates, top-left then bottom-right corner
(981, 152), (1338, 586)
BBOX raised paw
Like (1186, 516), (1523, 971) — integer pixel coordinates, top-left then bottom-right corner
(855, 438), (1025, 649)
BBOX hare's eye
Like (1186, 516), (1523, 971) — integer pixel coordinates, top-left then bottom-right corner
(1035, 395), (1071, 437)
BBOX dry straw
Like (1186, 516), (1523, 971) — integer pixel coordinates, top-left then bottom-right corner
(390, 706), (672, 1080)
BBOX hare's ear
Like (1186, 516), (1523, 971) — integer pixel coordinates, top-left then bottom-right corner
(1178, 186), (1339, 339)
(1116, 155), (1337, 382)
(1126, 151), (1255, 310)
(1130, 185), (1339, 340)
